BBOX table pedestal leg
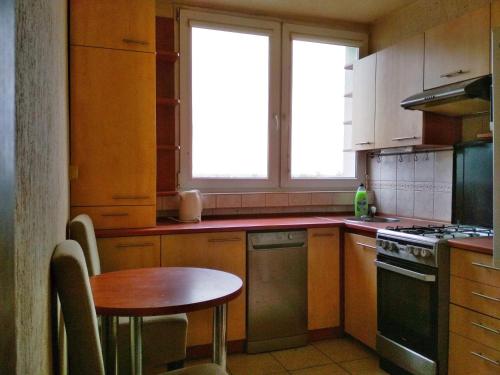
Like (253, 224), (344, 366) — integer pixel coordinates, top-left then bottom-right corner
(130, 317), (143, 375)
(212, 304), (228, 369)
(101, 316), (119, 375)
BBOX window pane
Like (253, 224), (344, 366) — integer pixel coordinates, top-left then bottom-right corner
(291, 40), (356, 178)
(191, 27), (269, 178)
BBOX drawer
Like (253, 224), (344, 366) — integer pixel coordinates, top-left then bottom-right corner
(451, 248), (500, 287)
(71, 205), (156, 230)
(449, 332), (500, 374)
(97, 236), (160, 272)
(450, 304), (500, 351)
(451, 276), (500, 319)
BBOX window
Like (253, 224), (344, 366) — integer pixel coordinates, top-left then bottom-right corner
(179, 10), (367, 191)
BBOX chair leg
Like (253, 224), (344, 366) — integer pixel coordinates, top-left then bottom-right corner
(166, 360), (185, 371)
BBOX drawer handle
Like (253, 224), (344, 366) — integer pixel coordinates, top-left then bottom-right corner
(470, 351), (500, 366)
(472, 291), (500, 303)
(101, 212), (129, 217)
(471, 321), (500, 335)
(112, 195), (150, 200)
(440, 69), (469, 78)
(392, 136), (419, 141)
(472, 262), (500, 271)
(312, 233), (337, 238)
(116, 242), (155, 248)
(208, 237), (242, 243)
(356, 242), (376, 250)
(355, 142), (372, 145)
(122, 38), (149, 45)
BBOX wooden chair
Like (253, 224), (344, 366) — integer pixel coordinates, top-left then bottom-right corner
(51, 240), (226, 375)
(69, 214), (188, 373)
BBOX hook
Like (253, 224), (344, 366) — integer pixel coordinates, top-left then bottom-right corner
(399, 154), (404, 162)
(425, 152), (429, 161)
(377, 155), (381, 163)
(414, 153), (418, 162)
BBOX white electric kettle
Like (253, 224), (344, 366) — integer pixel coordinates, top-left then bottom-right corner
(178, 190), (202, 222)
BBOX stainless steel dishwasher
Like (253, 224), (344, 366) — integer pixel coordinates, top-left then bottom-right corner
(247, 230), (308, 353)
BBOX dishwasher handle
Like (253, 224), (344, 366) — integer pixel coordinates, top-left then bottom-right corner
(251, 242), (306, 250)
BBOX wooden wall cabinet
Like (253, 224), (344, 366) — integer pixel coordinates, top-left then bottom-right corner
(424, 6), (490, 90)
(96, 235), (161, 273)
(352, 54), (376, 151)
(70, 0), (155, 52)
(344, 233), (377, 349)
(307, 227), (340, 330)
(161, 232), (246, 347)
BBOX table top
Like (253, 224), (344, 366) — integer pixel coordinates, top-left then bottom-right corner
(90, 267), (243, 317)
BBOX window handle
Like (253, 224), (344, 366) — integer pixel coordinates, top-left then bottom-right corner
(274, 114), (280, 131)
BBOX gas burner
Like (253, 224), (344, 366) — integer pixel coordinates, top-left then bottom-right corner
(385, 224), (493, 238)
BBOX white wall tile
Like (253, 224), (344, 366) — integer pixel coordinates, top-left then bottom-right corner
(202, 194), (216, 209)
(414, 191), (434, 219)
(216, 194), (242, 208)
(397, 189), (414, 217)
(380, 188), (397, 215)
(396, 154), (414, 182)
(433, 192), (452, 221)
(368, 156), (381, 181)
(311, 192), (334, 205)
(381, 155), (397, 181)
(434, 150), (453, 183)
(265, 193), (289, 207)
(241, 193), (266, 208)
(289, 192), (312, 206)
(415, 152), (434, 182)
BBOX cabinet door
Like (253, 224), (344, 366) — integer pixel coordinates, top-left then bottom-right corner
(161, 232), (246, 346)
(70, 0), (155, 52)
(344, 233), (377, 349)
(97, 236), (160, 272)
(70, 46), (156, 207)
(493, 0), (500, 28)
(352, 54), (376, 151)
(449, 332), (500, 374)
(307, 228), (340, 330)
(424, 6), (490, 90)
(375, 35), (424, 149)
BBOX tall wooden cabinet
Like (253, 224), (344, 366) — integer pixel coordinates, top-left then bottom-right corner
(307, 228), (340, 330)
(161, 232), (246, 347)
(70, 0), (156, 229)
(344, 233), (377, 349)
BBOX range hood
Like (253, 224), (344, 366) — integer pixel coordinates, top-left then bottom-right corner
(401, 75), (491, 116)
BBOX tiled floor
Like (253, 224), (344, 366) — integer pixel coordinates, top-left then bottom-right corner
(188, 337), (388, 375)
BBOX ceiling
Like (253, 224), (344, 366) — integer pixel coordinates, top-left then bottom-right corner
(176, 0), (417, 23)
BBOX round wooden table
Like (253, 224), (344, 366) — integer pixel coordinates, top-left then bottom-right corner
(90, 267), (243, 375)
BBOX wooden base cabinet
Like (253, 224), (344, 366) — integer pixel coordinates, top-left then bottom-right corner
(161, 232), (246, 347)
(344, 233), (377, 349)
(307, 228), (340, 330)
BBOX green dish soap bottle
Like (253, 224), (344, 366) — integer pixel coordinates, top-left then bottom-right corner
(354, 183), (368, 218)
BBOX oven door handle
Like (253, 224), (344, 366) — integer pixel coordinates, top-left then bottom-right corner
(375, 260), (436, 282)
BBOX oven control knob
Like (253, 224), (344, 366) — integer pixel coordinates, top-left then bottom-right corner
(420, 249), (431, 258)
(381, 240), (389, 250)
(412, 248), (421, 257)
(389, 243), (399, 252)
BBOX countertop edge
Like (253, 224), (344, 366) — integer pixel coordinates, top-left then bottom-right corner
(448, 237), (493, 256)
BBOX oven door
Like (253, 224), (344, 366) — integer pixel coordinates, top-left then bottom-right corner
(376, 254), (438, 364)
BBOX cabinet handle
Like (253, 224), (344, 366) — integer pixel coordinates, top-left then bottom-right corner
(208, 237), (242, 243)
(440, 69), (469, 78)
(472, 262), (500, 271)
(392, 136), (419, 141)
(312, 233), (337, 238)
(470, 351), (500, 366)
(471, 291), (500, 303)
(356, 242), (376, 250)
(116, 242), (155, 248)
(122, 38), (149, 45)
(471, 321), (500, 335)
(112, 195), (150, 200)
(101, 212), (129, 217)
(355, 142), (372, 145)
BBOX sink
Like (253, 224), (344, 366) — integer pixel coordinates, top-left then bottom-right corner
(346, 216), (400, 223)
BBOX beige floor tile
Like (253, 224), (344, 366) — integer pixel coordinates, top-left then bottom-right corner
(290, 363), (349, 375)
(227, 352), (287, 375)
(313, 338), (373, 363)
(271, 345), (332, 371)
(339, 357), (388, 374)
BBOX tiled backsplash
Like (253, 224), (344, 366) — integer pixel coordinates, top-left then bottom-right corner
(157, 191), (374, 217)
(368, 150), (453, 221)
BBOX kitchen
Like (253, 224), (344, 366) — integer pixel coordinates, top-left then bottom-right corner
(1, 0), (499, 375)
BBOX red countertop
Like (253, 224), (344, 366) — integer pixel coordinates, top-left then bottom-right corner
(95, 214), (447, 238)
(448, 237), (494, 255)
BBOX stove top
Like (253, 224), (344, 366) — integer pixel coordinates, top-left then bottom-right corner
(385, 224), (493, 240)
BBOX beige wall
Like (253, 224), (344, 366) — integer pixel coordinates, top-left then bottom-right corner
(370, 0), (490, 52)
(7, 0), (69, 374)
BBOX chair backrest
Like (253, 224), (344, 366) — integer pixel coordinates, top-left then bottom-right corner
(69, 214), (101, 276)
(51, 240), (105, 375)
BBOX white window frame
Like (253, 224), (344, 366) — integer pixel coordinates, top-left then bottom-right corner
(280, 23), (368, 189)
(179, 9), (369, 192)
(179, 9), (282, 191)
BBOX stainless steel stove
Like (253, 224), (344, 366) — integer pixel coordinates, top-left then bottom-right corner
(375, 224), (492, 375)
